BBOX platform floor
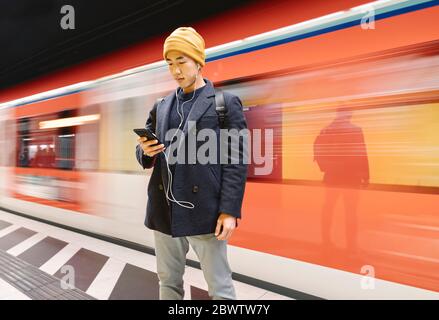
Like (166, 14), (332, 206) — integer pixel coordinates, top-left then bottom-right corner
(0, 209), (291, 300)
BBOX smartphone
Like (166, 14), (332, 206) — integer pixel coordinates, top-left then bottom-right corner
(133, 128), (161, 145)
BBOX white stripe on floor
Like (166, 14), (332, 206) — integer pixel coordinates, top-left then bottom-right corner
(86, 258), (126, 300)
(39, 243), (81, 275)
(0, 224), (21, 238)
(6, 232), (47, 256)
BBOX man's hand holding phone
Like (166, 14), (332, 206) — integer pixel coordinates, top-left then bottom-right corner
(134, 128), (166, 157)
(138, 137), (165, 157)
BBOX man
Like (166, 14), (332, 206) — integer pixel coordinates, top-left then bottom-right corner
(135, 27), (248, 300)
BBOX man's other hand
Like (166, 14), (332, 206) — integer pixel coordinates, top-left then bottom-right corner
(215, 212), (236, 241)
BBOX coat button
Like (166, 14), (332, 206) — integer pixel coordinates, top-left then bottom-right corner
(158, 184), (163, 190)
(192, 185), (199, 193)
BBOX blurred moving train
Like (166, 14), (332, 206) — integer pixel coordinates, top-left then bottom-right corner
(0, 0), (438, 299)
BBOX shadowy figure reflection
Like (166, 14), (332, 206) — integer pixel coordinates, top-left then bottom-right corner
(313, 108), (369, 254)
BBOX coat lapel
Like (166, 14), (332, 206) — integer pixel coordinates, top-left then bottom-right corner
(156, 95), (173, 188)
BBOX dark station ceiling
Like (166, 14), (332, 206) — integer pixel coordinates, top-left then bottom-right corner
(0, 0), (255, 91)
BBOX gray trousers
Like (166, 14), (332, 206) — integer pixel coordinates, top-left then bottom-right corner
(153, 230), (236, 300)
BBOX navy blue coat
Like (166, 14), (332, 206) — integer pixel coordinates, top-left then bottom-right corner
(135, 79), (248, 237)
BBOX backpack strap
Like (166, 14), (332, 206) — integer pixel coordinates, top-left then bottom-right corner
(215, 90), (228, 129)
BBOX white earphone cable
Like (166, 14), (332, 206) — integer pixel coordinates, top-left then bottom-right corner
(160, 69), (200, 209)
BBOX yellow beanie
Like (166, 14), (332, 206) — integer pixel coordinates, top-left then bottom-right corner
(163, 27), (206, 67)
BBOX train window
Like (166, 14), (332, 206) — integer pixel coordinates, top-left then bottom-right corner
(16, 110), (77, 170)
(281, 101), (439, 189)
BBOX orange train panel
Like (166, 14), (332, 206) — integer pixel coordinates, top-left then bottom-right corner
(12, 167), (83, 211)
(14, 92), (82, 118)
(11, 193), (82, 212)
(230, 182), (439, 292)
(13, 167), (82, 180)
(205, 6), (439, 83)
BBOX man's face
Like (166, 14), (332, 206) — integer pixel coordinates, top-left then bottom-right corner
(165, 51), (199, 89)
